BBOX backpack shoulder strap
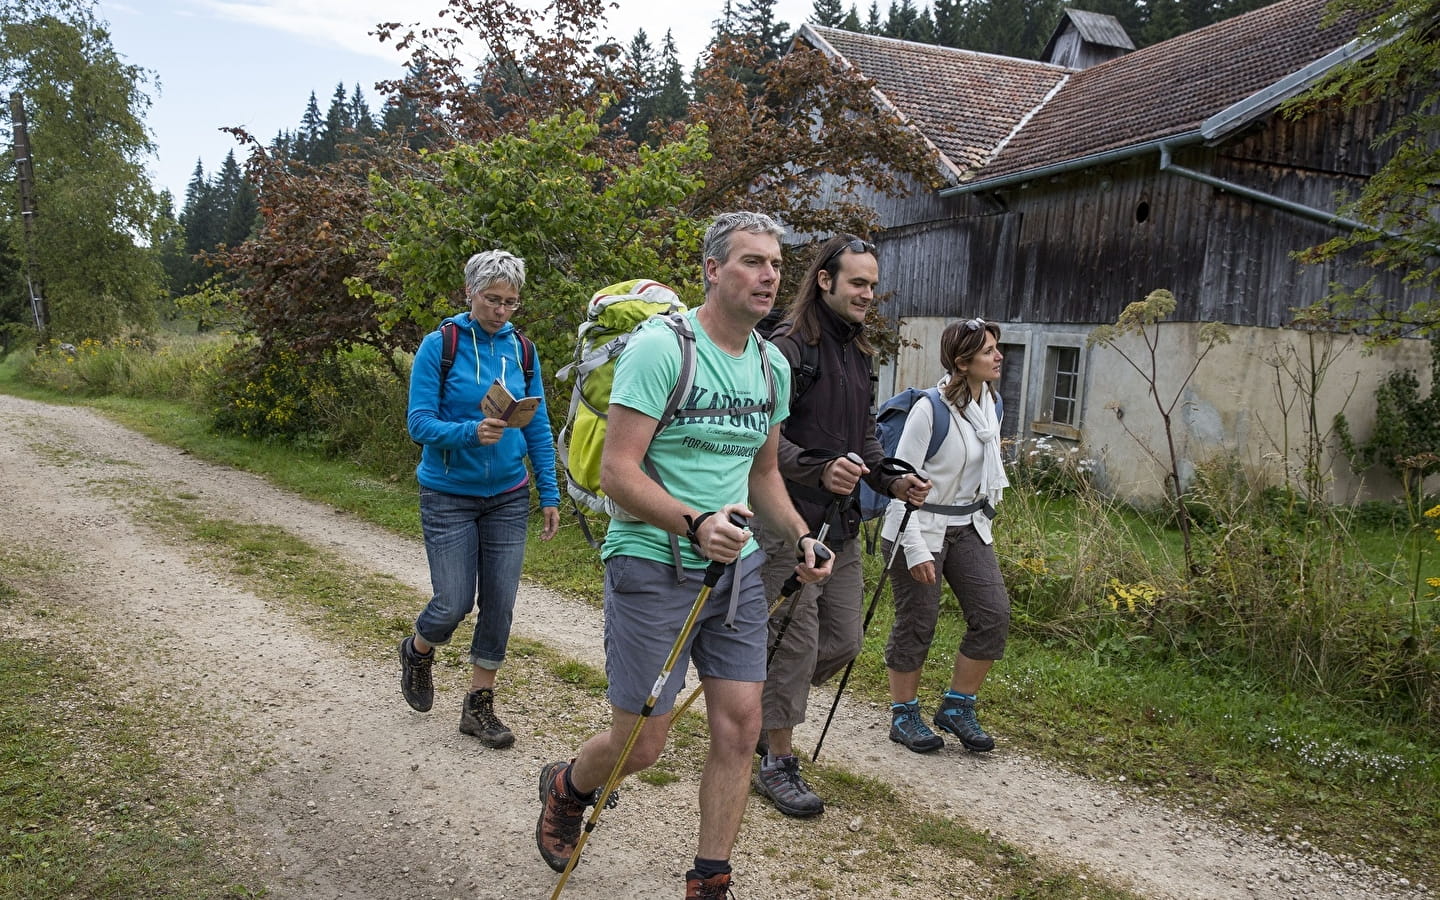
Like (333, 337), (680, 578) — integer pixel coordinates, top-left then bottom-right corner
(512, 330), (536, 386)
(436, 321), (460, 403)
(768, 324), (819, 403)
(923, 387), (949, 463)
(654, 313), (698, 434)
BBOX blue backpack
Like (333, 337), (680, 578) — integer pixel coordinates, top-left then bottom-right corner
(857, 387), (1003, 521)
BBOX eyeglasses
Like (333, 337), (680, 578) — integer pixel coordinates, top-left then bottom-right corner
(818, 237), (877, 270)
(962, 317), (987, 332)
(477, 292), (521, 311)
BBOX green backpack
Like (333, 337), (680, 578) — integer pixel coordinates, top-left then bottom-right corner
(556, 277), (777, 555)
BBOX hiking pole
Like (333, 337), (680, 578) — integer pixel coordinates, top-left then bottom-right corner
(766, 451), (861, 667)
(670, 539), (832, 720)
(812, 460), (926, 763)
(550, 513), (746, 900)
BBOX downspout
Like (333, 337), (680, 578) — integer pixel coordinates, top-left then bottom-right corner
(1158, 143), (1396, 237)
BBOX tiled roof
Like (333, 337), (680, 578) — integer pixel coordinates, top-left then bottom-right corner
(801, 0), (1362, 186)
(801, 25), (1068, 180)
(984, 0), (1361, 180)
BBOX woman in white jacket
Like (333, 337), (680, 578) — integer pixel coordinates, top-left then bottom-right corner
(881, 318), (1009, 753)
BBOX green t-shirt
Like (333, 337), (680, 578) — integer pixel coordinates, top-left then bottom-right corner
(601, 308), (791, 568)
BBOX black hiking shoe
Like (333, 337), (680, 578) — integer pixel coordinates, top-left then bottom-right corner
(889, 700), (944, 753)
(934, 694), (995, 752)
(459, 687), (514, 748)
(398, 636), (433, 712)
(685, 871), (734, 899)
(753, 754), (824, 818)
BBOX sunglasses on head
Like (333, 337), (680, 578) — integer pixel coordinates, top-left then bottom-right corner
(819, 237), (877, 270)
(962, 317), (987, 332)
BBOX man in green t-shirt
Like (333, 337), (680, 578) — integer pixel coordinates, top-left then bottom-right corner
(536, 212), (833, 898)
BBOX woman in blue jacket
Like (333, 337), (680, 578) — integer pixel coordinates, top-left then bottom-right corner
(399, 249), (560, 748)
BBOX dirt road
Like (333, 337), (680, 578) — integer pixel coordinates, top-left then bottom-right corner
(0, 394), (1427, 899)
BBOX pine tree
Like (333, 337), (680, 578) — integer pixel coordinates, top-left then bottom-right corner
(736, 0), (791, 61)
(652, 30), (690, 128)
(622, 29), (659, 145)
(810, 0), (846, 27)
(865, 1), (882, 33)
(883, 0), (918, 38)
(841, 5), (862, 30)
(212, 150), (243, 229)
(348, 83), (378, 139)
(316, 83), (351, 164)
(933, 0), (968, 47)
(295, 91), (325, 163)
(223, 177), (258, 248)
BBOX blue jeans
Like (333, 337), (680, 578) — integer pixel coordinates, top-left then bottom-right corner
(415, 486), (530, 669)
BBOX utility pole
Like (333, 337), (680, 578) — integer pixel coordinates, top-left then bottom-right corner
(9, 91), (48, 335)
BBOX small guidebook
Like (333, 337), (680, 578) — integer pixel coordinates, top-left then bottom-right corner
(480, 378), (541, 428)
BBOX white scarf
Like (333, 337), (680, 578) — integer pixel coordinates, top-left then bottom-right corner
(961, 385), (1009, 514)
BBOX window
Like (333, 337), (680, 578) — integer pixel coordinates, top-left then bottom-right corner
(1047, 346), (1080, 426)
(1032, 338), (1086, 440)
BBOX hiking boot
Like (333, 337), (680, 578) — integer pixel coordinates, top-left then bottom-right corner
(934, 694), (995, 752)
(459, 688), (514, 748)
(398, 636), (434, 712)
(753, 755), (824, 818)
(536, 761), (587, 873)
(889, 700), (944, 753)
(685, 871), (734, 899)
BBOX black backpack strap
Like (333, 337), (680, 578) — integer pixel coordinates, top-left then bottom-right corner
(769, 324), (820, 403)
(436, 321), (460, 403)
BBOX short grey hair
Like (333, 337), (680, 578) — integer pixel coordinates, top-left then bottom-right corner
(463, 249), (526, 296)
(702, 212), (786, 287)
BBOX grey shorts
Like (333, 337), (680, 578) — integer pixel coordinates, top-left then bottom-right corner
(602, 552), (768, 716)
(884, 524), (1010, 673)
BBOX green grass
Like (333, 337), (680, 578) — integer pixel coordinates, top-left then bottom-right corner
(0, 626), (263, 899)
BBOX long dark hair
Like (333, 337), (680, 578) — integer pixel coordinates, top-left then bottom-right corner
(777, 234), (875, 356)
(939, 318), (1001, 411)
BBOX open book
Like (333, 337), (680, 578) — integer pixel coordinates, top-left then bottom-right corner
(480, 379), (541, 428)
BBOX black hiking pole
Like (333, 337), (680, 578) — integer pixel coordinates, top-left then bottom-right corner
(763, 451), (862, 669)
(550, 514), (747, 900)
(670, 538), (832, 720)
(812, 460), (926, 763)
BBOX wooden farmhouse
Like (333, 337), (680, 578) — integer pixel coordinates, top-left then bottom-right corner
(793, 0), (1435, 502)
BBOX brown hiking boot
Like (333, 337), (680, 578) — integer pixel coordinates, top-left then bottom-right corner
(536, 761), (586, 872)
(458, 687), (514, 748)
(685, 872), (734, 899)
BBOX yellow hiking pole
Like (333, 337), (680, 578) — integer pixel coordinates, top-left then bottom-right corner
(549, 514), (746, 900)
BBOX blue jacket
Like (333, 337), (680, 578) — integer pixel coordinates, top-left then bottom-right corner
(406, 313), (560, 507)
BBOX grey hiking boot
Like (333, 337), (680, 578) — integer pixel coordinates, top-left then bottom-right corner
(753, 754), (824, 818)
(934, 694), (995, 752)
(398, 636), (434, 712)
(459, 687), (514, 748)
(889, 700), (944, 753)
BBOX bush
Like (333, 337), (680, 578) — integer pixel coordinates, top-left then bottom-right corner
(21, 335), (231, 405)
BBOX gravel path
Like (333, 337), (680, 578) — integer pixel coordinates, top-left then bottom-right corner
(0, 393), (1428, 900)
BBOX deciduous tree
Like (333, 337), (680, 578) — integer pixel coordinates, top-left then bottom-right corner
(0, 0), (162, 341)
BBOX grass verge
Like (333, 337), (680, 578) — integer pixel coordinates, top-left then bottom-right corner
(0, 548), (265, 900)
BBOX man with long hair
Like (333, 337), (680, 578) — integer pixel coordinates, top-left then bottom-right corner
(750, 235), (929, 818)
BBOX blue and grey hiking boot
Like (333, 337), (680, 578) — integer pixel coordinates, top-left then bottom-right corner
(398, 636), (434, 712)
(889, 700), (944, 753)
(934, 694), (995, 752)
(753, 754), (824, 818)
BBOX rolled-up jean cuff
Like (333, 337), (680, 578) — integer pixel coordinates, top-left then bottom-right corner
(468, 653), (504, 670)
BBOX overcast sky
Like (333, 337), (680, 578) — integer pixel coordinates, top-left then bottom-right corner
(96, 0), (821, 202)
